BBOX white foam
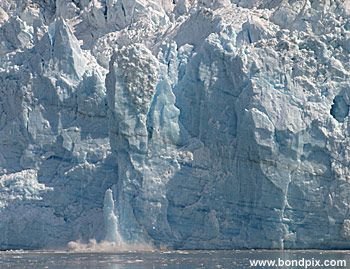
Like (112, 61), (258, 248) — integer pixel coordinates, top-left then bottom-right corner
(66, 239), (154, 253)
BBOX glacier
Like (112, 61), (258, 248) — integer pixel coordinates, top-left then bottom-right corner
(1, 0), (350, 250)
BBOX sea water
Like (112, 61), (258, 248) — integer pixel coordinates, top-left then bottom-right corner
(1, 250), (350, 269)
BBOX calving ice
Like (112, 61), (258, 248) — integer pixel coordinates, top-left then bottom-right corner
(0, 0), (350, 251)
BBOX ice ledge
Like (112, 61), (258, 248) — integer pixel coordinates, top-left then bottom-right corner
(0, 169), (52, 208)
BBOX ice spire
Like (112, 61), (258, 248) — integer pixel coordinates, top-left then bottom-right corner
(103, 189), (123, 245)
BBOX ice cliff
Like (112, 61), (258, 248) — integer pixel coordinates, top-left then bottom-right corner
(1, 0), (350, 249)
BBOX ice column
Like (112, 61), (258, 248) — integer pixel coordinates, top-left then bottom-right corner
(103, 189), (123, 244)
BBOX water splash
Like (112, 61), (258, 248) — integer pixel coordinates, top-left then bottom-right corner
(67, 239), (154, 252)
(103, 189), (123, 245)
(67, 189), (154, 252)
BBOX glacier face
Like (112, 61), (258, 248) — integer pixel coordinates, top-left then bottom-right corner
(1, 0), (350, 249)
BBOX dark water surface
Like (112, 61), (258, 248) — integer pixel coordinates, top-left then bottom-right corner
(1, 250), (350, 268)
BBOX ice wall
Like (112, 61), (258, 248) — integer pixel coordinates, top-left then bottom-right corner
(1, 0), (350, 250)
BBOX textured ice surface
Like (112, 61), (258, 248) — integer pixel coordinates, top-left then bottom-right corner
(1, 0), (350, 250)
